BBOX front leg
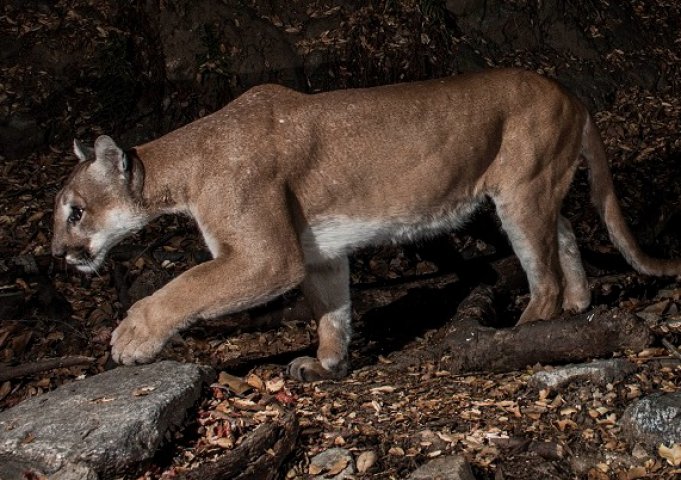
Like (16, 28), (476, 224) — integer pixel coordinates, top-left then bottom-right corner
(111, 252), (305, 365)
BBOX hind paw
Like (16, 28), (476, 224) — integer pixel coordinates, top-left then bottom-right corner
(286, 356), (347, 382)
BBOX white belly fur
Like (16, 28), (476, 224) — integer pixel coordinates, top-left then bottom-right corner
(301, 198), (483, 265)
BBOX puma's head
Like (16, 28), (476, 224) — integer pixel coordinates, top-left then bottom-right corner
(52, 135), (147, 272)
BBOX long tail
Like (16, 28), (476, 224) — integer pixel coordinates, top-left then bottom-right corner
(582, 115), (681, 276)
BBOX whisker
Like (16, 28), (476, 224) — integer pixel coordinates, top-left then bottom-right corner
(88, 258), (102, 279)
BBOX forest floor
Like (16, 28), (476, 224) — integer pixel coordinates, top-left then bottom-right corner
(2, 1), (681, 479)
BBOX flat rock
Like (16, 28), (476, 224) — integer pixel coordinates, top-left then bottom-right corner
(406, 455), (475, 480)
(310, 447), (355, 479)
(0, 361), (212, 480)
(530, 358), (636, 390)
(620, 392), (681, 451)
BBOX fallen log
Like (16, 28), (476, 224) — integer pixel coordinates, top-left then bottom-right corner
(176, 410), (299, 480)
(389, 285), (653, 375)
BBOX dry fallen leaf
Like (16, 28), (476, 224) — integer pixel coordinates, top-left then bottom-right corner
(212, 436), (234, 449)
(370, 385), (395, 394)
(326, 457), (349, 475)
(388, 446), (405, 456)
(658, 443), (681, 466)
(246, 373), (265, 392)
(11, 331), (32, 354)
(217, 371), (251, 394)
(0, 381), (12, 401)
(356, 450), (377, 473)
(132, 386), (156, 397)
(232, 398), (257, 410)
(586, 467), (609, 480)
(91, 396), (115, 404)
(560, 407), (578, 416)
(265, 377), (285, 393)
(623, 466), (647, 480)
(275, 389), (296, 405)
(377, 355), (393, 364)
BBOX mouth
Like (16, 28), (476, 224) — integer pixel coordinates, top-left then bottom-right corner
(66, 251), (104, 273)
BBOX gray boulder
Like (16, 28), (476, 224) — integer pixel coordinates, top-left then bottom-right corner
(0, 361), (212, 479)
(620, 392), (681, 451)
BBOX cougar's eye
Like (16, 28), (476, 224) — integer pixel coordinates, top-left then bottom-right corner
(68, 206), (83, 225)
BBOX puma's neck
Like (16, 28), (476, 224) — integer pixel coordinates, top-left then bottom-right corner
(131, 145), (192, 217)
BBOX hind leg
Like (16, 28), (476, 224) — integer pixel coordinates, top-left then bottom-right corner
(287, 257), (351, 381)
(495, 199), (563, 324)
(558, 215), (591, 313)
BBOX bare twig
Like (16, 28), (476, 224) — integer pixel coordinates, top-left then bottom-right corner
(0, 356), (95, 382)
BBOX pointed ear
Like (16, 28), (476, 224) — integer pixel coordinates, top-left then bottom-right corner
(94, 135), (129, 173)
(73, 139), (94, 163)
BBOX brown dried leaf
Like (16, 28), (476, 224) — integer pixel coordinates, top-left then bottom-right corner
(132, 386), (156, 397)
(659, 444), (681, 466)
(0, 381), (11, 401)
(388, 446), (404, 456)
(21, 432), (35, 444)
(326, 456), (349, 475)
(246, 373), (265, 392)
(218, 371), (251, 394)
(370, 385), (395, 394)
(357, 450), (377, 473)
(11, 331), (32, 354)
(623, 466), (647, 480)
(212, 436), (234, 449)
(265, 377), (285, 393)
(308, 464), (324, 475)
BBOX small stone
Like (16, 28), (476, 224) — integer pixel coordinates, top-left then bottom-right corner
(310, 448), (354, 479)
(631, 443), (649, 459)
(620, 392), (681, 452)
(529, 359), (636, 390)
(406, 455), (475, 480)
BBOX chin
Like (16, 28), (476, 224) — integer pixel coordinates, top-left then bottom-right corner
(70, 252), (106, 273)
(75, 263), (97, 273)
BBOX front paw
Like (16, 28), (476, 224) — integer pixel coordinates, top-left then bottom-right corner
(286, 356), (347, 382)
(110, 303), (172, 365)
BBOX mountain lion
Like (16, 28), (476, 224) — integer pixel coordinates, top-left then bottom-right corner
(51, 69), (681, 381)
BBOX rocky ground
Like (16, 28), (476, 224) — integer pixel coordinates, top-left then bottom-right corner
(1, 0), (681, 478)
